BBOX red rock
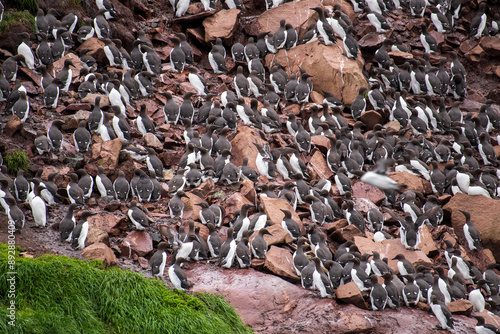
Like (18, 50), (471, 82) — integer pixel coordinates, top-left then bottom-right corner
(88, 212), (125, 233)
(282, 103), (301, 116)
(385, 120), (401, 132)
(419, 224), (438, 257)
(86, 228), (109, 246)
(322, 0), (356, 22)
(307, 149), (333, 180)
(311, 135), (331, 152)
(358, 33), (385, 49)
(260, 196), (302, 229)
(48, 53), (82, 80)
(230, 126), (266, 170)
(459, 39), (478, 54)
(360, 110), (383, 130)
(123, 231), (153, 257)
(224, 192), (253, 219)
(353, 198), (378, 214)
(76, 38), (106, 64)
(240, 178), (257, 204)
(3, 115), (23, 137)
(352, 180), (385, 205)
(388, 171), (431, 195)
(466, 45), (486, 63)
(443, 192), (500, 260)
(388, 51), (413, 65)
(81, 94), (110, 107)
(191, 179), (215, 199)
(480, 37), (500, 57)
(310, 90), (324, 104)
(143, 132), (163, 151)
(250, 224), (293, 247)
(202, 9), (240, 42)
(265, 43), (367, 105)
(332, 224), (365, 242)
(257, 0), (321, 38)
(264, 246), (300, 281)
(91, 138), (123, 174)
(448, 300), (473, 315)
(189, 263), (474, 332)
(138, 256), (150, 269)
(353, 236), (433, 273)
(336, 281), (368, 309)
(323, 218), (348, 234)
(181, 192), (204, 221)
(81, 242), (117, 266)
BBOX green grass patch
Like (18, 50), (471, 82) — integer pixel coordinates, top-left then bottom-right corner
(3, 150), (30, 176)
(14, 0), (39, 13)
(0, 243), (252, 334)
(0, 10), (35, 35)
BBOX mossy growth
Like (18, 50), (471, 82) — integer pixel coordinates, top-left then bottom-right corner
(0, 243), (253, 334)
(14, 0), (39, 13)
(3, 150), (30, 176)
(0, 11), (36, 35)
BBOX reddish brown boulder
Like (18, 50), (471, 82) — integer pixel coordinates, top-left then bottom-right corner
(230, 126), (266, 170)
(352, 181), (385, 206)
(480, 37), (500, 57)
(88, 212), (124, 233)
(359, 110), (383, 130)
(448, 300), (473, 315)
(76, 38), (106, 63)
(311, 135), (331, 151)
(250, 224), (293, 247)
(48, 53), (82, 80)
(143, 133), (163, 151)
(240, 178), (257, 204)
(264, 246), (300, 281)
(91, 138), (123, 174)
(419, 225), (438, 257)
(224, 192), (253, 218)
(203, 9), (240, 42)
(307, 150), (333, 179)
(123, 231), (153, 257)
(181, 192), (204, 221)
(443, 192), (500, 260)
(257, 0), (321, 38)
(82, 94), (110, 107)
(85, 228), (109, 246)
(260, 196), (302, 228)
(3, 115), (23, 137)
(358, 33), (385, 49)
(265, 43), (367, 105)
(353, 236), (433, 273)
(336, 281), (368, 309)
(332, 224), (365, 243)
(388, 171), (432, 195)
(81, 242), (117, 266)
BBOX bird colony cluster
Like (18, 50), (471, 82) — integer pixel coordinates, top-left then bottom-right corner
(1, 0), (500, 331)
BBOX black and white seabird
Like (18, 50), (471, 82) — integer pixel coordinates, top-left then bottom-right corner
(128, 200), (153, 230)
(76, 169), (93, 199)
(370, 274), (388, 310)
(420, 23), (438, 54)
(470, 2), (487, 39)
(94, 9), (111, 39)
(220, 227), (237, 269)
(430, 295), (454, 330)
(209, 45), (226, 74)
(67, 173), (85, 206)
(60, 203), (77, 242)
(169, 191), (189, 218)
(96, 166), (114, 199)
(12, 91), (30, 123)
(460, 210), (482, 251)
(281, 209), (301, 240)
(14, 170), (30, 202)
(113, 170), (130, 201)
(169, 257), (193, 290)
(72, 212), (95, 250)
(73, 120), (92, 153)
(150, 242), (169, 277)
(6, 196), (24, 233)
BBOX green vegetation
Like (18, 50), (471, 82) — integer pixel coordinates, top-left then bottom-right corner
(15, 0), (39, 13)
(3, 150), (30, 176)
(0, 11), (36, 35)
(0, 243), (252, 334)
